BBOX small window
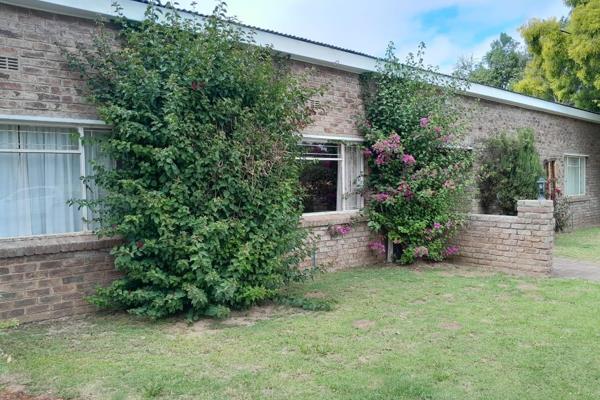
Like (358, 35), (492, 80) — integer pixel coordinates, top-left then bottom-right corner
(565, 155), (586, 197)
(298, 140), (363, 213)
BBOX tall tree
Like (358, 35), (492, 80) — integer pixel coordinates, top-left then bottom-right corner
(454, 33), (528, 90)
(514, 0), (600, 111)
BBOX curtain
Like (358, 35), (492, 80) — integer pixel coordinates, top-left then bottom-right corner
(84, 129), (113, 226)
(0, 125), (82, 237)
(566, 157), (583, 196)
(343, 144), (364, 210)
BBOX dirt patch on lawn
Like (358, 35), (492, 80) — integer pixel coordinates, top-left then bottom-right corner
(439, 321), (462, 330)
(168, 304), (305, 336)
(0, 391), (61, 400)
(352, 319), (375, 329)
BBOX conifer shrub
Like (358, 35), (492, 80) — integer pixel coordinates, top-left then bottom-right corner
(478, 128), (544, 215)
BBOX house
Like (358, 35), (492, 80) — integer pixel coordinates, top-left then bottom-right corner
(0, 0), (599, 322)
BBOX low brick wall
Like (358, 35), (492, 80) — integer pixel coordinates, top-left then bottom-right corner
(451, 200), (555, 274)
(0, 234), (121, 323)
(301, 213), (384, 270)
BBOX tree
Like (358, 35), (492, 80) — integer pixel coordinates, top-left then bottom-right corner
(454, 33), (528, 90)
(514, 0), (600, 111)
(66, 3), (318, 319)
(477, 129), (544, 215)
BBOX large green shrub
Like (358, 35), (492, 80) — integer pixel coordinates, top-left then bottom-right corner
(360, 44), (474, 264)
(67, 3), (318, 319)
(477, 128), (544, 215)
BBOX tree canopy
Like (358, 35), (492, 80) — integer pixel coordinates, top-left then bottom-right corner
(454, 33), (528, 90)
(513, 0), (600, 111)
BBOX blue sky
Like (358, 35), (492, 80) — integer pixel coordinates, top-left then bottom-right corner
(175, 0), (568, 72)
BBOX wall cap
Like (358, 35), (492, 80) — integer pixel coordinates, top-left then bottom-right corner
(0, 233), (120, 259)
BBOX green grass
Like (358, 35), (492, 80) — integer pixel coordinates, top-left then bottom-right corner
(555, 226), (600, 262)
(2, 265), (600, 399)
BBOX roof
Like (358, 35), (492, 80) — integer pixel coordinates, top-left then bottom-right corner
(3, 0), (600, 125)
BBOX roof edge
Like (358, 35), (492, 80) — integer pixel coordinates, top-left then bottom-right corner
(2, 0), (600, 124)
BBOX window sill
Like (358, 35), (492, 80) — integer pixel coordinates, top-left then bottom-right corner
(300, 210), (365, 228)
(0, 232), (121, 259)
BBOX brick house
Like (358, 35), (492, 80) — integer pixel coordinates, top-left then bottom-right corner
(0, 0), (599, 322)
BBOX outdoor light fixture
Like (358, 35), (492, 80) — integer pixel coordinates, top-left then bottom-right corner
(537, 177), (547, 200)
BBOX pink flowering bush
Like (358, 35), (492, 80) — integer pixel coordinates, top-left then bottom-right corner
(360, 43), (473, 263)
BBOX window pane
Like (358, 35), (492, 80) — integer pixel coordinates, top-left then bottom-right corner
(300, 160), (338, 212)
(0, 152), (82, 237)
(300, 142), (340, 159)
(0, 124), (19, 149)
(84, 129), (113, 226)
(343, 145), (364, 210)
(565, 156), (585, 196)
(20, 126), (79, 151)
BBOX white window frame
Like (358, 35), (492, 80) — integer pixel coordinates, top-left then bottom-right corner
(299, 134), (364, 216)
(0, 116), (110, 239)
(564, 154), (587, 197)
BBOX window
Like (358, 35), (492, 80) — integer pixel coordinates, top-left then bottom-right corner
(565, 155), (586, 197)
(299, 140), (364, 213)
(0, 123), (109, 238)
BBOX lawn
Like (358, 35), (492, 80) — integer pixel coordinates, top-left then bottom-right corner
(2, 265), (600, 400)
(555, 226), (600, 262)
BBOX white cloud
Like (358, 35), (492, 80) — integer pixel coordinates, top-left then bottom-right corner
(174, 0), (570, 72)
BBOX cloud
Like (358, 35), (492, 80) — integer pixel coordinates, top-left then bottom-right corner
(174, 0), (570, 72)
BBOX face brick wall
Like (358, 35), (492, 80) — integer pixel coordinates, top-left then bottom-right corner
(0, 235), (121, 323)
(466, 98), (600, 227)
(450, 200), (555, 275)
(0, 3), (101, 118)
(301, 214), (383, 270)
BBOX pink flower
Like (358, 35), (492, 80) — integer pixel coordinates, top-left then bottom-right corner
(334, 224), (352, 236)
(434, 126), (442, 134)
(368, 240), (386, 255)
(439, 135), (451, 143)
(433, 222), (442, 230)
(372, 133), (402, 154)
(397, 181), (414, 200)
(419, 117), (429, 128)
(414, 246), (429, 258)
(402, 153), (416, 166)
(373, 192), (390, 202)
(363, 148), (373, 157)
(443, 245), (460, 257)
(375, 153), (388, 166)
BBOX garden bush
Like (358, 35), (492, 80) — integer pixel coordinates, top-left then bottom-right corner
(478, 128), (543, 215)
(66, 3), (318, 319)
(359, 44), (474, 264)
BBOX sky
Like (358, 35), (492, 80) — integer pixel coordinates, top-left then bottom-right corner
(172, 0), (568, 73)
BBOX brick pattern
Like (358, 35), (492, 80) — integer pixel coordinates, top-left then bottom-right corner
(0, 3), (102, 118)
(292, 60), (365, 138)
(301, 214), (383, 269)
(0, 234), (120, 323)
(466, 98), (600, 227)
(451, 200), (555, 274)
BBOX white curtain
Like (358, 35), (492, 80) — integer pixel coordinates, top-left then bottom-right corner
(0, 125), (82, 237)
(343, 144), (364, 210)
(566, 157), (584, 196)
(84, 129), (112, 226)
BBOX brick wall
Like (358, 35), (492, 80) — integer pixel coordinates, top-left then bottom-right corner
(0, 234), (121, 323)
(451, 200), (555, 275)
(0, 3), (101, 118)
(301, 213), (383, 270)
(466, 98), (600, 227)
